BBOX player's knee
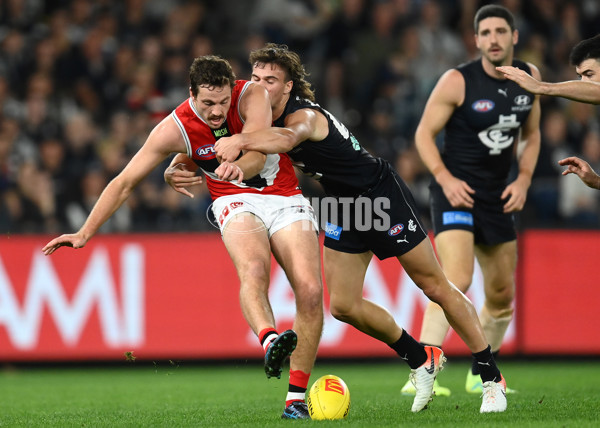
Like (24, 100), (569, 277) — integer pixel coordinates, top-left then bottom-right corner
(422, 287), (445, 305)
(295, 284), (324, 315)
(416, 276), (449, 303)
(238, 259), (270, 285)
(329, 296), (356, 322)
(295, 276), (323, 295)
(487, 294), (514, 314)
(487, 283), (515, 308)
(450, 276), (473, 293)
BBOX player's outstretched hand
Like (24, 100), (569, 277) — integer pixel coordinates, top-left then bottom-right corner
(164, 163), (202, 198)
(558, 156), (600, 189)
(496, 66), (541, 94)
(42, 233), (88, 255)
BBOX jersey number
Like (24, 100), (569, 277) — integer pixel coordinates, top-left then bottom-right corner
(323, 109), (361, 151)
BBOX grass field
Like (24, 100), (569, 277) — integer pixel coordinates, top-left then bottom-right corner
(1, 358), (599, 427)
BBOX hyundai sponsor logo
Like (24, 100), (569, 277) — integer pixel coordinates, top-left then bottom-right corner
(514, 94), (530, 105)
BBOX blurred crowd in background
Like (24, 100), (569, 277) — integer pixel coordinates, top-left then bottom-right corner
(1, 0), (599, 235)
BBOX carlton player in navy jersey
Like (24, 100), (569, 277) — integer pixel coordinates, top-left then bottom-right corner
(171, 43), (509, 414)
(408, 5), (541, 404)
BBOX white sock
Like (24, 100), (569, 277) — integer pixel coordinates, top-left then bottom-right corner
(286, 392), (305, 403)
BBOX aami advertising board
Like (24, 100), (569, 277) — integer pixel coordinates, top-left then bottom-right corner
(0, 231), (598, 361)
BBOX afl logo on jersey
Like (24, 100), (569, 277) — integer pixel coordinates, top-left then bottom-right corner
(388, 223), (404, 236)
(196, 144), (216, 159)
(472, 99), (495, 112)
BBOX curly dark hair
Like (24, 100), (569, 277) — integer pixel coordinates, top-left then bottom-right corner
(189, 55), (236, 97)
(249, 43), (315, 102)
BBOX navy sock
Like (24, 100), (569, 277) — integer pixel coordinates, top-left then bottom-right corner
(388, 330), (427, 369)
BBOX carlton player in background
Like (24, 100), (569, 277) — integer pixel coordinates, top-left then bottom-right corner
(405, 4), (541, 403)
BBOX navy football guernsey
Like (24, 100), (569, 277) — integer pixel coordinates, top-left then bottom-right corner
(442, 59), (534, 188)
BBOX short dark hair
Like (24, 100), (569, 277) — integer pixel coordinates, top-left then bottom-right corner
(474, 5), (515, 33)
(189, 55), (236, 97)
(569, 34), (600, 66)
(249, 43), (315, 102)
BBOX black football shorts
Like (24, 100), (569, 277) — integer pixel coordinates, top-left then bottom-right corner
(322, 162), (428, 260)
(429, 182), (516, 245)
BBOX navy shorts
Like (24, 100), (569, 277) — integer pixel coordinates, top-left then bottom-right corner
(429, 182), (516, 245)
(323, 162), (428, 260)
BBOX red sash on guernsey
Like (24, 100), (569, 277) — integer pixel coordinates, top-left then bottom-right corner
(171, 80), (300, 200)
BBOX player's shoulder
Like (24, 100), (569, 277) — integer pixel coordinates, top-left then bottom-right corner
(239, 80), (268, 100)
(438, 59), (477, 86)
(432, 68), (466, 103)
(235, 79), (255, 96)
(285, 96), (322, 117)
(147, 112), (187, 153)
(440, 68), (466, 84)
(283, 102), (322, 128)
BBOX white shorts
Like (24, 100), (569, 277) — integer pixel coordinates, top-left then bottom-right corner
(211, 193), (318, 237)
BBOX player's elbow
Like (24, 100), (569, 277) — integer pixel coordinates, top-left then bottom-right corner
(256, 152), (267, 167)
(414, 126), (433, 151)
(109, 174), (136, 200)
